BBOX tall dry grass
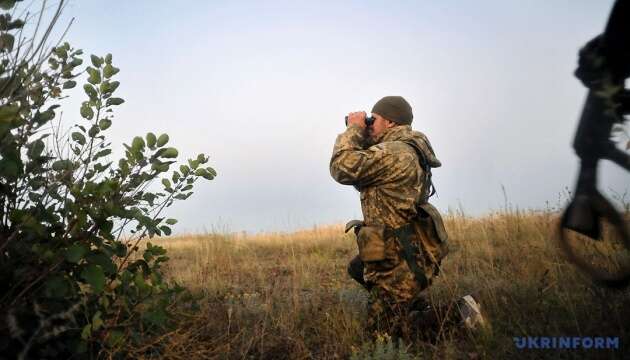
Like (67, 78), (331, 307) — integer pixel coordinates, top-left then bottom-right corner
(128, 208), (630, 359)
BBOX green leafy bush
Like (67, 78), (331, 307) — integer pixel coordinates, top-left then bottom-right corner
(0, 2), (215, 358)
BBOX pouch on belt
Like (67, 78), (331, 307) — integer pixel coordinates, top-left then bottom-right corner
(345, 220), (387, 262)
(416, 202), (449, 265)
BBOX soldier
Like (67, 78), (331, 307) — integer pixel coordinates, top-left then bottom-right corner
(330, 96), (484, 339)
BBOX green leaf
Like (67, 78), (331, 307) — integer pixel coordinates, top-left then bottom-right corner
(161, 178), (171, 189)
(99, 81), (109, 93)
(33, 110), (55, 124)
(81, 264), (106, 293)
(85, 252), (117, 275)
(197, 153), (208, 164)
(94, 149), (112, 159)
(105, 53), (113, 64)
(106, 97), (124, 106)
(119, 159), (130, 176)
(165, 218), (177, 225)
(181, 184), (193, 191)
(5, 19), (24, 31)
(83, 84), (98, 99)
(88, 125), (100, 137)
(65, 243), (88, 263)
(86, 67), (101, 85)
(198, 167), (216, 180)
(26, 140), (45, 159)
(151, 162), (170, 172)
(161, 147), (178, 158)
(71, 131), (86, 145)
(99, 118), (112, 130)
(133, 270), (150, 291)
(159, 226), (172, 236)
(48, 57), (59, 69)
(103, 63), (120, 78)
(143, 247), (155, 262)
(0, 159), (22, 179)
(154, 245), (167, 255)
(27, 192), (40, 202)
(0, 103), (19, 123)
(113, 242), (127, 257)
(70, 57), (83, 67)
(92, 311), (104, 331)
(0, 1), (17, 11)
(142, 192), (157, 206)
(188, 159), (200, 169)
(52, 159), (73, 171)
(63, 80), (77, 89)
(81, 324), (92, 340)
(0, 33), (14, 51)
(156, 133), (169, 147)
(53, 45), (68, 58)
(108, 81), (120, 93)
(146, 132), (156, 149)
(90, 54), (103, 68)
(132, 136), (145, 152)
(80, 102), (94, 120)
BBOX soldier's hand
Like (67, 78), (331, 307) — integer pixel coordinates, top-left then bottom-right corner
(347, 111), (367, 128)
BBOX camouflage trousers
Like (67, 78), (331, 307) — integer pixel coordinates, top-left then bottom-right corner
(348, 255), (459, 340)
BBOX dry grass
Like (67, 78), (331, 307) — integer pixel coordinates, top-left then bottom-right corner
(132, 209), (630, 359)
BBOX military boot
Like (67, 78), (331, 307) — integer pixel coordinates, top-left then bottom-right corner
(456, 294), (486, 330)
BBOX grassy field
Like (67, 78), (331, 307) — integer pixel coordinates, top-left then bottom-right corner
(131, 207), (630, 359)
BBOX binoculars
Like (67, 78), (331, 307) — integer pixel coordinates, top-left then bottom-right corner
(344, 115), (375, 127)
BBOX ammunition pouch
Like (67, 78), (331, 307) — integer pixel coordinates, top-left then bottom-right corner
(415, 202), (449, 266)
(345, 220), (387, 262)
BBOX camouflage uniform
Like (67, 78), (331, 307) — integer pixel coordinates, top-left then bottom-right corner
(330, 124), (446, 338)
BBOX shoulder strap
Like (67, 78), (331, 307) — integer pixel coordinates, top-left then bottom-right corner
(400, 139), (437, 202)
(394, 223), (429, 290)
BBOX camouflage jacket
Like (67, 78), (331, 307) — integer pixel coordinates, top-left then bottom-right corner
(330, 125), (441, 229)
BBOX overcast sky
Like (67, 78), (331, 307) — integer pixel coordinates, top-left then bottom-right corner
(47, 0), (629, 233)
